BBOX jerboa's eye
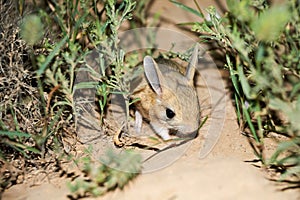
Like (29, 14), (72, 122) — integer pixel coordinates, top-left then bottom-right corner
(166, 108), (175, 119)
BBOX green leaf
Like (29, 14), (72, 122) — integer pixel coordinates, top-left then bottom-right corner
(269, 140), (298, 164)
(227, 0), (255, 22)
(37, 35), (68, 76)
(20, 14), (44, 45)
(199, 115), (208, 130)
(192, 22), (213, 34)
(296, 96), (300, 110)
(24, 146), (41, 154)
(269, 97), (300, 131)
(251, 5), (291, 42)
(269, 97), (291, 112)
(234, 93), (241, 123)
(170, 0), (204, 18)
(290, 82), (300, 99)
(237, 66), (252, 99)
(129, 97), (141, 105)
(0, 130), (31, 138)
(226, 56), (241, 97)
(74, 81), (99, 90)
(243, 103), (260, 143)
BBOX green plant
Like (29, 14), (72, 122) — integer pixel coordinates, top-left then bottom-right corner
(171, 0), (300, 185)
(68, 148), (142, 197)
(0, 0), (144, 193)
(33, 0), (136, 145)
(75, 0), (137, 127)
(34, 0), (142, 196)
(98, 0), (137, 126)
(0, 0), (64, 190)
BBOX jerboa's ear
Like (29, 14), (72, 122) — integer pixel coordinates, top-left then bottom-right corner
(143, 56), (164, 96)
(186, 44), (199, 85)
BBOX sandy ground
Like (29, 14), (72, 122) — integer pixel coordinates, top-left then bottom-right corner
(2, 1), (299, 199)
(3, 66), (298, 199)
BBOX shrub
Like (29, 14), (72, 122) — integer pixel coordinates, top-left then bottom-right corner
(172, 0), (300, 186)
